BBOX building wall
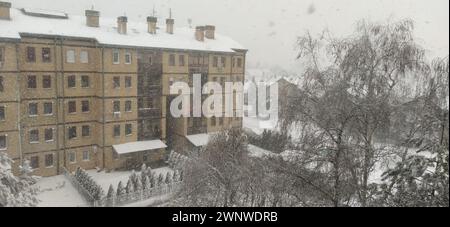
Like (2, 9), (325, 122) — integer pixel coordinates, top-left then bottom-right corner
(1, 34), (246, 177)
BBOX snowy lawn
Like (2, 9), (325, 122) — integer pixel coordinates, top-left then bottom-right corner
(35, 175), (89, 207)
(87, 167), (174, 192)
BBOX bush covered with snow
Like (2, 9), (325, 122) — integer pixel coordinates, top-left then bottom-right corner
(74, 167), (104, 200)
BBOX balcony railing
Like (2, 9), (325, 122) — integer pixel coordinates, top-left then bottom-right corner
(138, 108), (161, 118)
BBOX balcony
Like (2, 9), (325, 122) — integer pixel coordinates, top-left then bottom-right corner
(138, 108), (161, 119)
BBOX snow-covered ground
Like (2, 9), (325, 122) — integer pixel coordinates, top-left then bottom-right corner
(87, 167), (174, 192)
(35, 175), (88, 207)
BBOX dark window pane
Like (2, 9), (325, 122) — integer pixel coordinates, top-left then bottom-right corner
(114, 125), (120, 137)
(45, 154), (53, 167)
(113, 101), (120, 112)
(30, 129), (39, 142)
(169, 54), (176, 66)
(68, 101), (76, 113)
(68, 126), (77, 139)
(113, 77), (120, 88)
(0, 106), (4, 120)
(125, 76), (132, 88)
(42, 48), (51, 62)
(68, 75), (76, 88)
(45, 128), (53, 141)
(43, 102), (53, 115)
(28, 75), (37, 88)
(30, 156), (39, 169)
(81, 100), (89, 112)
(0, 76), (4, 92)
(29, 103), (38, 116)
(26, 47), (36, 62)
(125, 100), (132, 112)
(42, 75), (51, 88)
(81, 75), (90, 88)
(82, 125), (90, 137)
(0, 135), (6, 149)
(125, 124), (132, 135)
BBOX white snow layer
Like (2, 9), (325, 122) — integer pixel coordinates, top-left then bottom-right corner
(112, 140), (167, 155)
(0, 8), (245, 53)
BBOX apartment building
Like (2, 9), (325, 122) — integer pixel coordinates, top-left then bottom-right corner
(0, 2), (246, 176)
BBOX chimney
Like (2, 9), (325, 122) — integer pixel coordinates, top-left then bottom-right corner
(205, 25), (215, 39)
(166, 18), (174, 34)
(117, 16), (127, 34)
(147, 16), (157, 34)
(0, 1), (11, 20)
(195, 26), (205, 42)
(85, 9), (100, 27)
(166, 9), (174, 34)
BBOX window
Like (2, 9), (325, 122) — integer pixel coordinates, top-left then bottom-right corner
(113, 50), (120, 64)
(219, 117), (224, 126)
(27, 75), (37, 89)
(213, 56), (218, 67)
(68, 101), (76, 114)
(45, 154), (54, 167)
(30, 156), (39, 169)
(125, 52), (132, 64)
(179, 55), (185, 66)
(0, 106), (4, 121)
(43, 102), (53, 115)
(81, 75), (90, 88)
(125, 100), (132, 112)
(45, 128), (53, 141)
(113, 77), (120, 88)
(42, 75), (51, 88)
(125, 124), (132, 136)
(0, 76), (3, 92)
(29, 103), (38, 116)
(66, 50), (75, 63)
(221, 57), (226, 67)
(0, 47), (4, 66)
(68, 126), (77, 140)
(211, 116), (216, 126)
(81, 100), (90, 113)
(125, 76), (132, 88)
(68, 152), (76, 163)
(82, 125), (90, 137)
(0, 135), (6, 150)
(237, 58), (243, 68)
(42, 48), (51, 63)
(113, 125), (121, 137)
(29, 129), (39, 143)
(26, 47), (36, 62)
(82, 150), (90, 161)
(113, 101), (120, 113)
(169, 54), (176, 66)
(80, 51), (89, 63)
(68, 75), (76, 88)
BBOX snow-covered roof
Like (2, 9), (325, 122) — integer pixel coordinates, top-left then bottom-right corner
(112, 140), (167, 155)
(185, 133), (217, 147)
(0, 8), (245, 53)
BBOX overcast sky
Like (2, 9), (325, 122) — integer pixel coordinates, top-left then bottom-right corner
(8, 0), (449, 72)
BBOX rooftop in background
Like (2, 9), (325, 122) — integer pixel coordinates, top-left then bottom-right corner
(0, 8), (246, 53)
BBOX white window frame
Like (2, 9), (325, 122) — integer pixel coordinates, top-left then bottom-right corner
(113, 50), (120, 64)
(0, 134), (7, 151)
(43, 102), (54, 116)
(0, 105), (5, 121)
(80, 50), (89, 64)
(82, 150), (90, 161)
(68, 151), (76, 164)
(28, 102), (39, 117)
(44, 153), (54, 168)
(124, 52), (132, 64)
(29, 129), (40, 144)
(66, 49), (76, 63)
(44, 128), (55, 142)
(81, 75), (90, 88)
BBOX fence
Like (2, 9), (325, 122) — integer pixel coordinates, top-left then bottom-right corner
(62, 168), (96, 205)
(63, 167), (182, 207)
(94, 181), (183, 207)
